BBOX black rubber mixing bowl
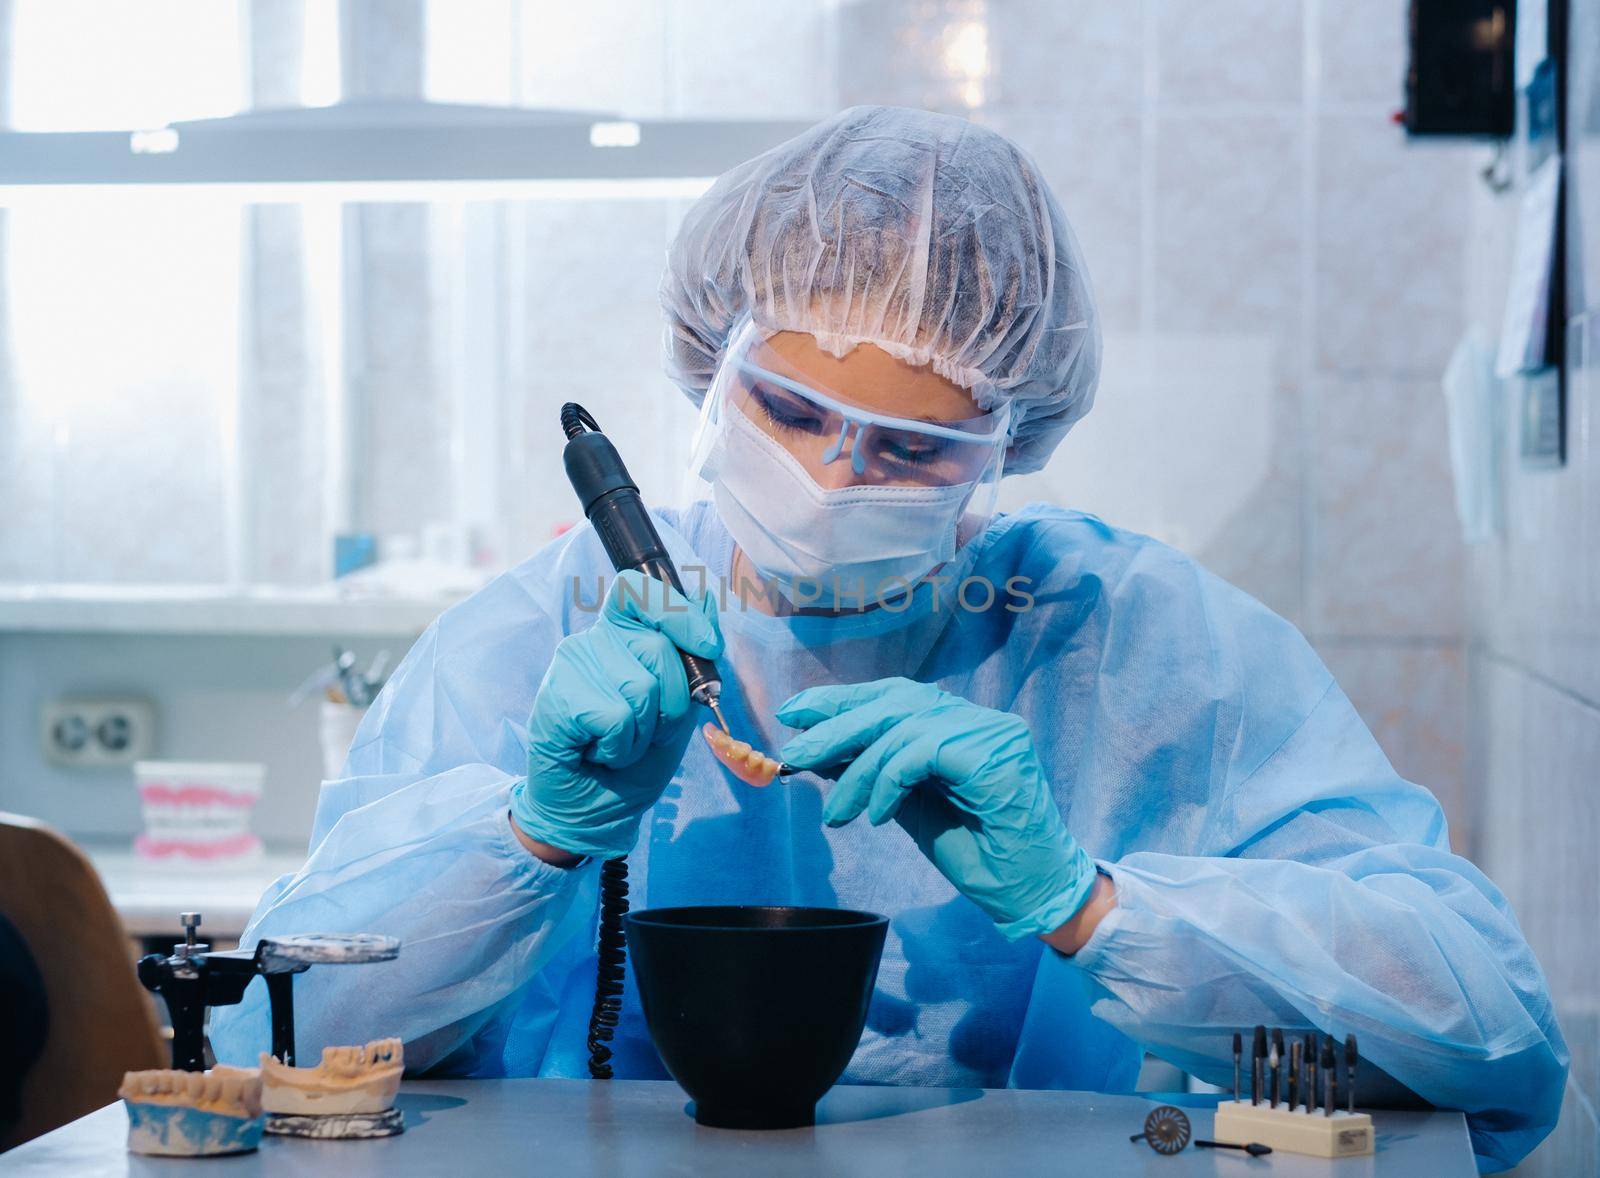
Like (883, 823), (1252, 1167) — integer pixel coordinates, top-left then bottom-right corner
(624, 905), (888, 1129)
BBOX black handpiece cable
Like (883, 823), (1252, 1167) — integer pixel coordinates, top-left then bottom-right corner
(559, 403), (730, 1078)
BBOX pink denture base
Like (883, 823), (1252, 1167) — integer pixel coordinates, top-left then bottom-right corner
(135, 832), (263, 860)
(139, 784), (258, 808)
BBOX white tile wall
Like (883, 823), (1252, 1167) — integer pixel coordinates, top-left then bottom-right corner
(999, 330), (1305, 622)
(837, 0), (993, 115)
(1154, 0), (1304, 106)
(1314, 114), (1475, 378)
(1310, 376), (1464, 638)
(984, 106), (1144, 331)
(1150, 112), (1303, 336)
(1316, 0), (1408, 108)
(985, 0), (1145, 112)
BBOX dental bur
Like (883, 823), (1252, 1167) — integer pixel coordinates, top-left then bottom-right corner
(1322, 1039), (1337, 1116)
(1232, 1032), (1242, 1103)
(1251, 1026), (1266, 1105)
(1270, 1028), (1284, 1108)
(1346, 1034), (1358, 1113)
(1288, 1038), (1301, 1109)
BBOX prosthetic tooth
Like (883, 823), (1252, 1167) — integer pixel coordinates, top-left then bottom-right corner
(120, 1065), (262, 1115)
(701, 722), (781, 786)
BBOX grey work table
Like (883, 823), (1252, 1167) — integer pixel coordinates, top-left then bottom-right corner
(1, 1079), (1475, 1177)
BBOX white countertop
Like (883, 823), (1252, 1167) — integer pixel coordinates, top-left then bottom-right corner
(2, 1079), (1478, 1177)
(86, 845), (304, 939)
(0, 584), (453, 636)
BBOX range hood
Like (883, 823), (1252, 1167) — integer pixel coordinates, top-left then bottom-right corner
(0, 100), (814, 185)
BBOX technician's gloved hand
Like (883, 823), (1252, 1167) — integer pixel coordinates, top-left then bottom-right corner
(512, 569), (723, 859)
(777, 678), (1097, 941)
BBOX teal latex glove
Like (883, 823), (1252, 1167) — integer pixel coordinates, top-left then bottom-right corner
(777, 677), (1097, 941)
(512, 569), (723, 859)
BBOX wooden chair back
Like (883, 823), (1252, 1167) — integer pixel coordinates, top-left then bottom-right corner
(0, 812), (166, 1151)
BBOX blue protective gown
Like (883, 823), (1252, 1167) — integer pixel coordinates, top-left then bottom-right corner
(211, 502), (1566, 1170)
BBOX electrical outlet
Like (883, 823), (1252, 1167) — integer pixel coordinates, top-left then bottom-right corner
(41, 697), (156, 768)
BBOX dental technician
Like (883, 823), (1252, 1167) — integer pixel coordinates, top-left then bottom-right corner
(213, 107), (1565, 1170)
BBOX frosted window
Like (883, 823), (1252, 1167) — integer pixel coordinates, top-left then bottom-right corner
(424, 0), (518, 105)
(8, 0), (243, 131)
(3, 195), (240, 582)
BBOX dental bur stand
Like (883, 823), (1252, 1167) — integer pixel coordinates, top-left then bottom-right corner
(137, 912), (400, 1071)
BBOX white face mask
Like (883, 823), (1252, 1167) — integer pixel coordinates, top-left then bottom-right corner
(703, 400), (974, 605)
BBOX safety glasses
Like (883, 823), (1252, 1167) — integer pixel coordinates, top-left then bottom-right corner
(695, 317), (1010, 491)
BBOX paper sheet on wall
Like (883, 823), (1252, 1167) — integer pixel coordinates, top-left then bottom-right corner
(1516, 0), (1548, 88)
(1495, 155), (1562, 378)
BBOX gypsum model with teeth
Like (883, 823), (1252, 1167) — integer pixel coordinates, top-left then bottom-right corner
(119, 1066), (264, 1156)
(260, 1037), (404, 1116)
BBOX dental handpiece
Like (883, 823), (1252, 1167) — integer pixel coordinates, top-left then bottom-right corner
(560, 403), (729, 735)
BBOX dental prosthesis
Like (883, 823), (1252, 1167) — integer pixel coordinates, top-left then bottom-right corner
(119, 1065), (264, 1156)
(702, 722), (783, 786)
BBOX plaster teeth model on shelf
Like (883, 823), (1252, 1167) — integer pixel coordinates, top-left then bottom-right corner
(132, 761), (265, 865)
(119, 1066), (264, 1156)
(260, 1038), (405, 1139)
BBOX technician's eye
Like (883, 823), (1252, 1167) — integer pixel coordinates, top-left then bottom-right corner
(878, 436), (947, 469)
(751, 385), (825, 435)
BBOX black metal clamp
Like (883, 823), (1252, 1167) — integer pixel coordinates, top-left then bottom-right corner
(137, 912), (400, 1071)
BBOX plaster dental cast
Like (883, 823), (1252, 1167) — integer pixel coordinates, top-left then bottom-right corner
(213, 106), (1566, 1172)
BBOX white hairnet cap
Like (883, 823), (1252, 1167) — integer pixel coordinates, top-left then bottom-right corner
(660, 105), (1100, 475)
